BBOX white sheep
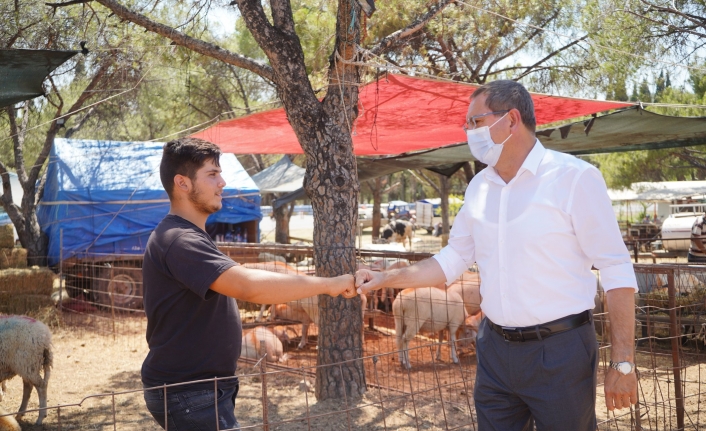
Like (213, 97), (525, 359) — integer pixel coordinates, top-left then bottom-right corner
(369, 259), (410, 312)
(393, 287), (477, 370)
(0, 315), (53, 425)
(274, 293), (368, 349)
(445, 270), (482, 316)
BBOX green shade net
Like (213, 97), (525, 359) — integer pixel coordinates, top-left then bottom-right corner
(0, 49), (78, 108)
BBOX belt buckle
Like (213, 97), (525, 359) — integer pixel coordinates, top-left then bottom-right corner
(501, 327), (517, 342)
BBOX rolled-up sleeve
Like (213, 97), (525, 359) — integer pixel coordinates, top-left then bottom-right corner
(569, 167), (638, 292)
(433, 202), (476, 285)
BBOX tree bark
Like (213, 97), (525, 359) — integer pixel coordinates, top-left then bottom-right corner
(438, 173), (450, 247)
(372, 177), (382, 239)
(309, 0), (365, 400)
(273, 201), (293, 244)
(462, 162), (474, 184)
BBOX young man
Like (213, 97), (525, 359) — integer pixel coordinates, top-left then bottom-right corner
(142, 138), (353, 430)
(356, 81), (638, 431)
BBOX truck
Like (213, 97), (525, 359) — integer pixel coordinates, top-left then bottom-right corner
(660, 200), (706, 252)
(37, 138), (262, 309)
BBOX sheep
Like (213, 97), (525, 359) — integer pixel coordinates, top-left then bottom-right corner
(241, 327), (289, 363)
(392, 287), (477, 370)
(370, 258), (410, 312)
(0, 405), (20, 431)
(446, 270), (482, 316)
(240, 261), (302, 322)
(0, 315), (53, 425)
(275, 293), (368, 349)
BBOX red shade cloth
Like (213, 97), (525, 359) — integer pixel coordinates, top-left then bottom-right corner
(192, 74), (634, 156)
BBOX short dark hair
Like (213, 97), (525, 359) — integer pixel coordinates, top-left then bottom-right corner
(471, 80), (537, 132)
(160, 137), (222, 198)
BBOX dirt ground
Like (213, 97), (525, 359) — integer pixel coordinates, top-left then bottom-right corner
(3, 313), (706, 430)
(0, 317), (479, 431)
(2, 224), (706, 430)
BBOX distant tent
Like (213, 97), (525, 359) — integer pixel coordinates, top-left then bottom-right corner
(251, 155), (307, 209)
(0, 49), (78, 108)
(37, 139), (261, 265)
(251, 155), (305, 193)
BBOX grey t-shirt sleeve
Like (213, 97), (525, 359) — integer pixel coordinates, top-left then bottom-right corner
(164, 232), (237, 299)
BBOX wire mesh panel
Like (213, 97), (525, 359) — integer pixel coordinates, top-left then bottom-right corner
(10, 245), (704, 430)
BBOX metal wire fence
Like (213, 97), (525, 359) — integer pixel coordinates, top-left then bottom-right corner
(2, 244), (706, 430)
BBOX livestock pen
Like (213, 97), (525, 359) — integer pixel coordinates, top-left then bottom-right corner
(1, 244), (706, 430)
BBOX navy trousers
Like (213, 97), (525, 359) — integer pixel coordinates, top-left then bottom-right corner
(144, 379), (240, 431)
(474, 316), (598, 431)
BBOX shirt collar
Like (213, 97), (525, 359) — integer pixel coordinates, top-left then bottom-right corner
(521, 139), (546, 176)
(483, 139), (546, 184)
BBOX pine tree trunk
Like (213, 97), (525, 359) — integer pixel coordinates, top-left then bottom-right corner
(372, 177), (382, 239)
(273, 201), (293, 244)
(305, 117), (365, 399)
(439, 174), (450, 247)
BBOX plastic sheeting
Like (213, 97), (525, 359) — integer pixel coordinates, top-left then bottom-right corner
(37, 139), (261, 265)
(0, 49), (78, 107)
(192, 74), (634, 156)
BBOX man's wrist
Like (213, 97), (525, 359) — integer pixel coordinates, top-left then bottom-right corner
(609, 360), (635, 375)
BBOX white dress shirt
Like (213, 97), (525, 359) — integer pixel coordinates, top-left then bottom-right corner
(433, 140), (637, 327)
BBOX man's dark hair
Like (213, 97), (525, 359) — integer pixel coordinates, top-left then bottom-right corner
(471, 80), (537, 132)
(160, 138), (222, 198)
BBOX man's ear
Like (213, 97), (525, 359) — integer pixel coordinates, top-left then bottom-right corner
(173, 174), (191, 195)
(508, 108), (522, 131)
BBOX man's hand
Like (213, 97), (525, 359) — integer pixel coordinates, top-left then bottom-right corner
(355, 269), (385, 295)
(329, 274), (357, 298)
(604, 368), (638, 410)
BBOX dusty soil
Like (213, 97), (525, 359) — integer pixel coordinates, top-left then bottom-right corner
(0, 314), (478, 431)
(3, 311), (705, 431)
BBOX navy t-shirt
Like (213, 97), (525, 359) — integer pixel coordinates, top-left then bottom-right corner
(141, 214), (241, 390)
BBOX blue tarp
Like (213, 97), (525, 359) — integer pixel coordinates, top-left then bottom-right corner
(38, 139), (261, 265)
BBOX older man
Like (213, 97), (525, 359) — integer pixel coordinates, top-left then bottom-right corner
(356, 80), (638, 431)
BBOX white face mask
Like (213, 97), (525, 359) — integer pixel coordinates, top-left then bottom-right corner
(466, 113), (512, 167)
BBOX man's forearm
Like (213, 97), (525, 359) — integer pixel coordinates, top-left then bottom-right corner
(382, 258), (449, 289)
(606, 288), (636, 362)
(210, 266), (348, 303)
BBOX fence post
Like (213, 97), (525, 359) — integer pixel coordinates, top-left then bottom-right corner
(667, 268), (685, 430)
(634, 240), (639, 263)
(259, 340), (269, 431)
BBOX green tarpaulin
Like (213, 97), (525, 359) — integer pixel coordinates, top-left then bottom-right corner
(355, 107), (706, 180)
(0, 49), (78, 108)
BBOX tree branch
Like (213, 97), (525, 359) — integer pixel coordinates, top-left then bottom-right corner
(0, 160), (23, 226)
(27, 58), (111, 189)
(512, 35), (588, 81)
(482, 9), (561, 74)
(270, 0), (296, 36)
(49, 0), (276, 82)
(411, 169), (440, 195)
(640, 0), (706, 31)
(622, 8), (706, 39)
(370, 0), (455, 56)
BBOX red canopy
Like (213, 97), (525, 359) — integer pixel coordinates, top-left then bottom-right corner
(192, 74), (633, 156)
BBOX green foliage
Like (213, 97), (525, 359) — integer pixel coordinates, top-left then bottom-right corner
(449, 194), (464, 216)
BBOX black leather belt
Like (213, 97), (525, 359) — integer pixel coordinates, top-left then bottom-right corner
(488, 310), (591, 342)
